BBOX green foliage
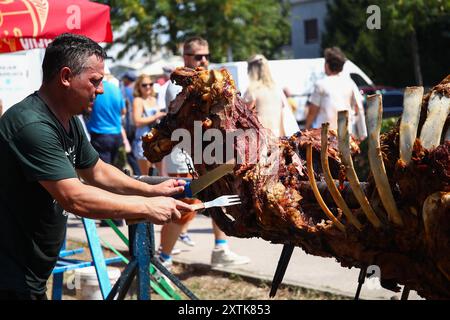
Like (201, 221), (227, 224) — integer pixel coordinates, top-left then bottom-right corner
(380, 117), (398, 134)
(93, 0), (291, 62)
(322, 0), (450, 87)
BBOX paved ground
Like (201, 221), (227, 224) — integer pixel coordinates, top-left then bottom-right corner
(66, 214), (423, 300)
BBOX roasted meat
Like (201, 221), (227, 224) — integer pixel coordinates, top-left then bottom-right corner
(143, 67), (450, 299)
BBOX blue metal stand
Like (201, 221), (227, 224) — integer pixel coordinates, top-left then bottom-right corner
(51, 218), (122, 300)
(106, 222), (198, 300)
(106, 223), (151, 300)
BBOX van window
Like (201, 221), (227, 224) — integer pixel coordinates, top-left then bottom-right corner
(350, 73), (369, 87)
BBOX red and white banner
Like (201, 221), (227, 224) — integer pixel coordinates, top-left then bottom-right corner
(0, 0), (113, 53)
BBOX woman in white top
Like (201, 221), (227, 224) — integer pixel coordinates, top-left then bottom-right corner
(132, 74), (166, 175)
(244, 54), (298, 137)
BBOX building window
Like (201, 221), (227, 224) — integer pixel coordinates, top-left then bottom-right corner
(304, 19), (318, 44)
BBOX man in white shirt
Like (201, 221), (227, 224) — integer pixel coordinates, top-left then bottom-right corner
(305, 47), (362, 133)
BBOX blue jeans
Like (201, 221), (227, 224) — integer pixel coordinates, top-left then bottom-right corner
(126, 151), (142, 175)
(90, 132), (123, 165)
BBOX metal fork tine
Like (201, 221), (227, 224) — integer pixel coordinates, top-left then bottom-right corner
(225, 202), (241, 206)
(224, 195), (240, 200)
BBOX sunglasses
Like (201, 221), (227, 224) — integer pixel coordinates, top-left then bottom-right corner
(184, 53), (211, 61)
(141, 83), (153, 88)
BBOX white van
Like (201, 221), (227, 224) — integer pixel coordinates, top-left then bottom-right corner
(210, 58), (374, 124)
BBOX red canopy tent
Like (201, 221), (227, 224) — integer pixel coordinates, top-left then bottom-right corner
(0, 0), (113, 53)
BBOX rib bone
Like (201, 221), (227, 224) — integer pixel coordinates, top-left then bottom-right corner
(337, 110), (382, 228)
(306, 143), (346, 232)
(320, 123), (362, 230)
(422, 192), (450, 281)
(399, 87), (424, 165)
(366, 95), (403, 226)
(419, 92), (450, 149)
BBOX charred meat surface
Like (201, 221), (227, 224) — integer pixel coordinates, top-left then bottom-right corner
(143, 68), (450, 299)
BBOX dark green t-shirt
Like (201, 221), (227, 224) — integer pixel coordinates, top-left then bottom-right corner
(0, 92), (99, 295)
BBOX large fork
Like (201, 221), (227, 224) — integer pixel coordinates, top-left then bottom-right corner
(126, 195), (241, 225)
(190, 195), (242, 211)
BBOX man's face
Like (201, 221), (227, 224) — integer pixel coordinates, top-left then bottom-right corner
(183, 44), (210, 69)
(69, 55), (104, 114)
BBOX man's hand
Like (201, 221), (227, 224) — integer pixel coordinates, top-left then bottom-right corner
(155, 179), (186, 196)
(142, 197), (193, 224)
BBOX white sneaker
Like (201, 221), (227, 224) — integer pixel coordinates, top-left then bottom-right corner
(178, 233), (196, 247)
(157, 246), (181, 255)
(155, 255), (173, 271)
(211, 248), (250, 268)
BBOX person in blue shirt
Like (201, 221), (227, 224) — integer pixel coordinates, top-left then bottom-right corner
(87, 79), (126, 165)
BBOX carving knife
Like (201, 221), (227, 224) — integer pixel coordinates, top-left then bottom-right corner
(126, 158), (235, 225)
(181, 158), (235, 197)
(135, 158), (235, 198)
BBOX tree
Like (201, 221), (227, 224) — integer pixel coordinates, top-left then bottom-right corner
(385, 0), (450, 86)
(94, 0), (291, 63)
(322, 0), (450, 87)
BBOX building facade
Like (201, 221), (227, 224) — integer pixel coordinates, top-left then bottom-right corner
(290, 0), (329, 58)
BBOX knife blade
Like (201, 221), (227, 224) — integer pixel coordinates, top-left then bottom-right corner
(134, 158), (235, 198)
(182, 158), (235, 197)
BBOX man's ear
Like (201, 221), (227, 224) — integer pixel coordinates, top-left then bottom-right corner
(60, 67), (72, 88)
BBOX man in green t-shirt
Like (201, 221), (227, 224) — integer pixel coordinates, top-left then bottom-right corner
(0, 33), (192, 300)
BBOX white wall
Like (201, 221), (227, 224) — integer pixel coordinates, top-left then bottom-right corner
(0, 49), (44, 112)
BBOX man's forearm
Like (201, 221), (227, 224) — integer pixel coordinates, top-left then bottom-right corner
(40, 177), (152, 220)
(40, 177), (187, 225)
(78, 160), (159, 197)
(66, 184), (150, 220)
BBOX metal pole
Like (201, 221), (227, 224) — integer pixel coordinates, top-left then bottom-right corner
(354, 267), (367, 300)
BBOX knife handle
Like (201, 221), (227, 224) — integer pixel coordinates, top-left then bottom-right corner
(136, 175), (193, 198)
(125, 177), (194, 225)
(174, 181), (192, 199)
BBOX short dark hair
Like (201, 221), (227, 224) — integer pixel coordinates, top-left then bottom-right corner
(183, 36), (209, 54)
(42, 33), (107, 83)
(324, 47), (346, 73)
(121, 71), (137, 82)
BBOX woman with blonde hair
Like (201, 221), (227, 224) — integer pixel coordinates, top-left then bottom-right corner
(244, 54), (299, 137)
(132, 74), (166, 175)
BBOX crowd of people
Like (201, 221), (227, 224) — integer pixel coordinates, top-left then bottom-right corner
(0, 31), (367, 300)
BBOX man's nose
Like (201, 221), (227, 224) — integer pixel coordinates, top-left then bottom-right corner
(96, 82), (104, 94)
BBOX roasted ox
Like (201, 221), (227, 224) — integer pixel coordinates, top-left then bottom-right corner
(143, 67), (450, 299)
